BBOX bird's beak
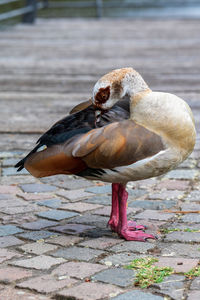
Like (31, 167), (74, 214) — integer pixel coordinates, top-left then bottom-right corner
(95, 110), (101, 123)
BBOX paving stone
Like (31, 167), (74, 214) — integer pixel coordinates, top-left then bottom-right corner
(56, 189), (92, 201)
(93, 206), (140, 216)
(134, 209), (175, 221)
(37, 209), (78, 220)
(109, 241), (156, 254)
(85, 185), (111, 194)
(0, 185), (20, 194)
(92, 268), (135, 287)
(155, 179), (190, 190)
(0, 151), (23, 158)
(79, 237), (121, 250)
(0, 199), (27, 208)
(187, 291), (200, 300)
(185, 191), (200, 202)
(20, 183), (57, 193)
(85, 195), (111, 205)
(129, 199), (176, 210)
(2, 157), (20, 167)
(100, 253), (143, 266)
(17, 192), (55, 201)
(127, 188), (148, 199)
(18, 230), (58, 241)
(0, 193), (14, 200)
(148, 190), (184, 200)
(164, 169), (199, 180)
(1, 204), (39, 215)
(51, 246), (104, 261)
(0, 236), (24, 248)
(60, 202), (102, 212)
(17, 274), (77, 294)
(3, 167), (28, 176)
(152, 274), (185, 300)
(46, 235), (83, 246)
(0, 266), (32, 283)
(10, 255), (65, 270)
(71, 214), (108, 228)
(20, 219), (58, 230)
(53, 178), (93, 190)
(112, 290), (164, 300)
(56, 282), (122, 300)
(182, 213), (200, 223)
(190, 277), (200, 290)
(180, 203), (200, 212)
(159, 242), (200, 258)
(0, 248), (21, 263)
(19, 242), (58, 255)
(165, 231), (200, 243)
(0, 225), (23, 236)
(52, 261), (107, 279)
(0, 287), (50, 300)
(135, 178), (157, 189)
(37, 198), (62, 208)
(154, 257), (199, 272)
(50, 223), (95, 235)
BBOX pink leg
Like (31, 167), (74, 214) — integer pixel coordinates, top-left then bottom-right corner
(117, 184), (156, 241)
(108, 183), (119, 231)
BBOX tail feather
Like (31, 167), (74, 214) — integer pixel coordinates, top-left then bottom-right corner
(15, 144), (40, 172)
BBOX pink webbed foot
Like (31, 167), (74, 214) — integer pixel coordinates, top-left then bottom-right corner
(119, 229), (157, 242)
(127, 221), (147, 231)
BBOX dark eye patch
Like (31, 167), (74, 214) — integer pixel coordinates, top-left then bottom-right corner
(95, 86), (110, 104)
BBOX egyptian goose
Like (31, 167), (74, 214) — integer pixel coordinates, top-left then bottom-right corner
(15, 68), (196, 241)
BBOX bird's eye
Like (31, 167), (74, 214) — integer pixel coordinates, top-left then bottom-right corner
(95, 86), (110, 104)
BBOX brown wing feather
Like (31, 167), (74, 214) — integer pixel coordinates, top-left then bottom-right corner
(73, 120), (165, 169)
(25, 145), (86, 178)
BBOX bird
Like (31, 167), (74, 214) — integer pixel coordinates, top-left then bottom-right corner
(15, 67), (196, 241)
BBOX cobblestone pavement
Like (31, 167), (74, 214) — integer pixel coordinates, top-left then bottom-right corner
(0, 18), (200, 299)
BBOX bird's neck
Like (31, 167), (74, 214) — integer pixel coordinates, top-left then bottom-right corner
(130, 91), (196, 158)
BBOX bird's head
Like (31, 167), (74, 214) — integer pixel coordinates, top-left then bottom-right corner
(92, 67), (149, 111)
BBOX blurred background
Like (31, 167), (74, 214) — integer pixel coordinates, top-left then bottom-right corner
(0, 1), (199, 157)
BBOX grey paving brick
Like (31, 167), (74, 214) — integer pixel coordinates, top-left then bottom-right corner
(155, 257), (199, 272)
(19, 242), (58, 255)
(182, 213), (200, 223)
(79, 237), (121, 250)
(159, 242), (200, 258)
(164, 169), (199, 180)
(85, 185), (111, 194)
(0, 204), (39, 215)
(17, 230), (58, 241)
(0, 266), (32, 283)
(165, 231), (200, 243)
(17, 275), (77, 293)
(46, 235), (83, 246)
(37, 209), (78, 220)
(20, 219), (58, 230)
(0, 225), (23, 237)
(187, 291), (200, 300)
(0, 249), (21, 263)
(100, 253), (143, 266)
(92, 268), (135, 287)
(56, 189), (92, 201)
(51, 246), (104, 261)
(3, 167), (28, 176)
(71, 214), (108, 227)
(54, 178), (93, 190)
(129, 199), (176, 210)
(109, 241), (155, 254)
(85, 195), (111, 205)
(134, 209), (175, 221)
(52, 261), (107, 279)
(56, 282), (122, 300)
(37, 198), (62, 208)
(20, 183), (57, 193)
(190, 277), (200, 290)
(50, 223), (95, 235)
(112, 290), (164, 300)
(0, 236), (24, 248)
(10, 255), (65, 270)
(184, 190), (200, 202)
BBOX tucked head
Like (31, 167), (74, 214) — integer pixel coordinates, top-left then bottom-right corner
(92, 67), (149, 110)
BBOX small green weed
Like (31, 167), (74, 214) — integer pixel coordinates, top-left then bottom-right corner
(126, 257), (174, 288)
(161, 228), (200, 234)
(185, 266), (200, 279)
